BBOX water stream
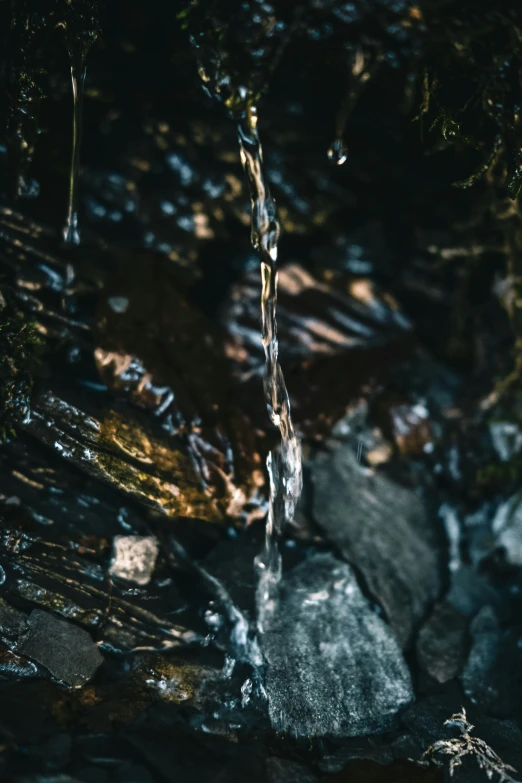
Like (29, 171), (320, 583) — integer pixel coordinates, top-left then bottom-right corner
(236, 105), (302, 632)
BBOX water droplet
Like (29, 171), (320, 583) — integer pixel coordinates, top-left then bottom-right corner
(327, 139), (348, 165)
(108, 296), (129, 313)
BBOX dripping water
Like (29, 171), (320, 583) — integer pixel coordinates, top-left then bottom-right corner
(236, 104), (302, 632)
(327, 49), (374, 166)
(63, 52), (86, 245)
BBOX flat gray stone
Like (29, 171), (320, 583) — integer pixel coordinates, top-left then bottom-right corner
(18, 609), (103, 687)
(262, 553), (413, 738)
(311, 445), (440, 647)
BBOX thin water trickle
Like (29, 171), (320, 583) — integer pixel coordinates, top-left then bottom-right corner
(237, 105), (302, 632)
(63, 56), (86, 245)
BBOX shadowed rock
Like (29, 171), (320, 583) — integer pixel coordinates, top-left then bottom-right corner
(311, 445), (440, 647)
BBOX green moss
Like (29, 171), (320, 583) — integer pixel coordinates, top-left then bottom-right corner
(0, 288), (43, 440)
(476, 458), (522, 489)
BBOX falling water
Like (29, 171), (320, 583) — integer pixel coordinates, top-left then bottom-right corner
(236, 103), (302, 632)
(63, 53), (86, 246)
(327, 49), (374, 166)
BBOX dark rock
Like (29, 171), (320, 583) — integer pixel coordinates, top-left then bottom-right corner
(311, 445), (440, 647)
(265, 757), (318, 783)
(461, 606), (522, 717)
(0, 596), (27, 643)
(446, 566), (502, 618)
(318, 737), (398, 773)
(73, 767), (108, 783)
(36, 733), (73, 770)
(116, 762), (154, 783)
(203, 535), (260, 615)
(13, 777), (83, 783)
(222, 263), (414, 435)
(0, 522), (197, 652)
(123, 721), (266, 783)
(18, 609), (103, 687)
(262, 552), (413, 738)
(417, 601), (469, 683)
(0, 437), (145, 540)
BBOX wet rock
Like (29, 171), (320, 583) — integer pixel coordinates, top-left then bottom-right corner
(0, 643), (39, 679)
(224, 264), (411, 367)
(446, 566), (502, 618)
(22, 391), (223, 524)
(492, 492), (522, 566)
(123, 720), (266, 783)
(203, 535), (260, 615)
(94, 255), (263, 519)
(18, 609), (103, 687)
(311, 445), (440, 647)
(460, 606), (521, 717)
(489, 421), (522, 463)
(0, 437), (144, 539)
(0, 523), (197, 652)
(130, 651), (225, 709)
(331, 399), (394, 466)
(109, 536), (159, 586)
(416, 601), (469, 683)
(262, 552), (413, 738)
(317, 732), (423, 773)
(389, 402), (432, 456)
(222, 263), (414, 434)
(0, 215), (261, 526)
(0, 596), (27, 643)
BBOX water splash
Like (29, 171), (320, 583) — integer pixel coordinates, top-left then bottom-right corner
(237, 104), (302, 632)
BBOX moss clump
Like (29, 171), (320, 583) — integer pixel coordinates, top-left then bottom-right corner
(0, 289), (42, 440)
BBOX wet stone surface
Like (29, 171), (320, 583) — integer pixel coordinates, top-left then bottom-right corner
(18, 610), (103, 688)
(1, 0), (522, 780)
(311, 443), (441, 648)
(262, 553), (414, 738)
